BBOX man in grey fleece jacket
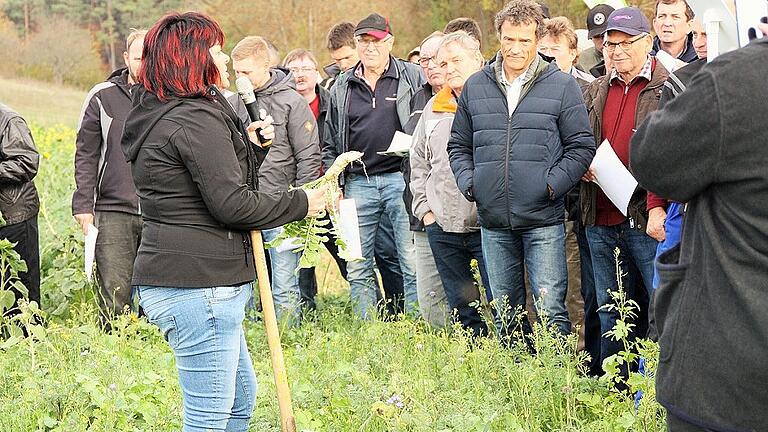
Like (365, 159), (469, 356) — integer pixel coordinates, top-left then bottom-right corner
(631, 35), (768, 432)
(230, 36), (321, 326)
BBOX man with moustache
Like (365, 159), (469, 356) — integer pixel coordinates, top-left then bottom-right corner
(402, 31), (449, 327)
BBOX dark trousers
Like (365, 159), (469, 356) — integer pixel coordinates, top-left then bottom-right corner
(94, 211), (142, 321)
(425, 223), (490, 338)
(575, 223), (601, 376)
(0, 216), (39, 317)
(667, 413), (717, 432)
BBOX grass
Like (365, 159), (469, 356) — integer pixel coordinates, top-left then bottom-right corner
(0, 88), (667, 431)
(0, 76), (87, 128)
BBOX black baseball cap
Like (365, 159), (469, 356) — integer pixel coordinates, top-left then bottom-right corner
(587, 4), (615, 38)
(605, 7), (651, 37)
(355, 13), (393, 39)
(538, 3), (550, 19)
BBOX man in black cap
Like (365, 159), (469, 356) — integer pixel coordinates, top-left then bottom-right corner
(578, 4), (615, 76)
(580, 6), (668, 374)
(323, 13), (425, 319)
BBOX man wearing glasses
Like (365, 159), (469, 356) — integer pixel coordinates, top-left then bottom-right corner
(579, 7), (669, 373)
(323, 13), (425, 319)
(402, 31), (449, 328)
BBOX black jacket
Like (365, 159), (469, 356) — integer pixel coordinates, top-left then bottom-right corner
(651, 32), (698, 63)
(659, 58), (705, 106)
(121, 86), (308, 288)
(631, 37), (768, 432)
(73, 68), (139, 216)
(448, 53), (595, 230)
(0, 103), (39, 225)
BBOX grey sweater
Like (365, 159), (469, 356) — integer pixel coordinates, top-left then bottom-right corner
(630, 37), (768, 431)
(228, 69), (321, 193)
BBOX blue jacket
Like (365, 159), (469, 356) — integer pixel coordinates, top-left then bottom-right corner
(447, 53), (595, 230)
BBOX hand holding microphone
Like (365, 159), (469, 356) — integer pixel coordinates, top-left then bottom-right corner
(246, 109), (274, 148)
(236, 76), (273, 147)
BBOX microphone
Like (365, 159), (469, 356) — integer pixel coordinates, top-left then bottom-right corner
(235, 76), (272, 147)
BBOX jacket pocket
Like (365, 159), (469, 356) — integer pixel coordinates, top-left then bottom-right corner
(654, 244), (689, 363)
(0, 184), (22, 204)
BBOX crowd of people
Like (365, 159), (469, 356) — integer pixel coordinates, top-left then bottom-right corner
(1, 0), (766, 430)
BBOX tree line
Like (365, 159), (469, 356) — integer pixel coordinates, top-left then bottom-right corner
(0, 0), (656, 90)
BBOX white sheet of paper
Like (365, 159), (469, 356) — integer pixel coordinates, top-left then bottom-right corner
(337, 199), (364, 261)
(590, 140), (638, 217)
(84, 223), (98, 282)
(655, 49), (682, 73)
(377, 131), (412, 157)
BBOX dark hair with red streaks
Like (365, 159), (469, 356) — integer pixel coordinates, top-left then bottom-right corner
(138, 12), (225, 102)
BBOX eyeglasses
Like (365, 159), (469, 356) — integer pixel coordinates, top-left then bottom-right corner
(355, 36), (392, 49)
(288, 66), (316, 75)
(418, 56), (436, 67)
(603, 34), (647, 52)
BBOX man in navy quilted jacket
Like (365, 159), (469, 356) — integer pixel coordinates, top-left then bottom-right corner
(447, 0), (595, 344)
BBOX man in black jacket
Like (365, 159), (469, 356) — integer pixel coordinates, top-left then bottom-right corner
(631, 34), (768, 432)
(650, 0), (698, 63)
(0, 103), (40, 318)
(323, 13), (425, 319)
(72, 29), (145, 322)
(448, 0), (595, 341)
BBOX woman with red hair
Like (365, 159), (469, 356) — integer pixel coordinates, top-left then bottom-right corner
(121, 12), (325, 431)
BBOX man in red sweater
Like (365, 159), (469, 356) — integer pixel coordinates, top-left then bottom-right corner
(579, 7), (669, 372)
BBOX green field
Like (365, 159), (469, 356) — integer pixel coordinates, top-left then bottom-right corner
(0, 78), (667, 431)
(0, 76), (87, 128)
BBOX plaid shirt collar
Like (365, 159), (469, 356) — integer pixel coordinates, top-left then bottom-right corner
(610, 55), (653, 85)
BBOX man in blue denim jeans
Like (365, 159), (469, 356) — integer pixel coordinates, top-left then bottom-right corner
(230, 36), (322, 326)
(447, 0), (595, 343)
(323, 13), (425, 319)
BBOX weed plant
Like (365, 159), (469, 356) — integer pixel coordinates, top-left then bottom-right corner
(0, 125), (667, 431)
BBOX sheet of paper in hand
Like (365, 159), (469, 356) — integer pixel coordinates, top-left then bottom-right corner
(590, 139), (638, 217)
(377, 131), (412, 157)
(337, 199), (364, 261)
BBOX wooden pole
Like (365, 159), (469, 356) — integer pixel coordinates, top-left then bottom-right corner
(250, 230), (297, 432)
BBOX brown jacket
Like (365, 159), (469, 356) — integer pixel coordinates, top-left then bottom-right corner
(579, 60), (668, 230)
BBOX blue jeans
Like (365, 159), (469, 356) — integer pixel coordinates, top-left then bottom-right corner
(425, 223), (492, 337)
(585, 220), (657, 367)
(262, 227), (302, 326)
(481, 224), (571, 339)
(136, 283), (257, 432)
(344, 172), (417, 319)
